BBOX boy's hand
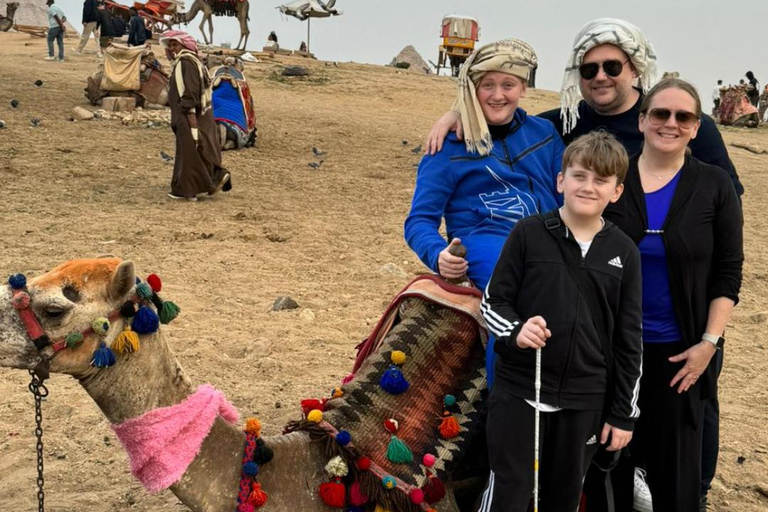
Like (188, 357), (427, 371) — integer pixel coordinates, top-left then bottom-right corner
(425, 111), (463, 155)
(515, 316), (551, 349)
(438, 238), (468, 279)
(600, 423), (632, 452)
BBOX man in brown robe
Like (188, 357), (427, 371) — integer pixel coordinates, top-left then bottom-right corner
(160, 30), (230, 201)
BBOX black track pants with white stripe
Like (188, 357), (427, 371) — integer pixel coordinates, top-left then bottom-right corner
(480, 388), (602, 512)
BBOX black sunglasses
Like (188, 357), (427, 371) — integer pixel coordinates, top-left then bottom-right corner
(644, 108), (699, 128)
(578, 59), (628, 80)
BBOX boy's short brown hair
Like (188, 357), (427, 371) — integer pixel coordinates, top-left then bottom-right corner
(562, 131), (629, 185)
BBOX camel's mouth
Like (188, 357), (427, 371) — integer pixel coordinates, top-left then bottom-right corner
(0, 285), (45, 371)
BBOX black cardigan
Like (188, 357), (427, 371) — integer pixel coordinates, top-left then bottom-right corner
(603, 154), (743, 399)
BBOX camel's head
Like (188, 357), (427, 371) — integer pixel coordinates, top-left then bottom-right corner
(0, 258), (135, 376)
(7, 2), (19, 14)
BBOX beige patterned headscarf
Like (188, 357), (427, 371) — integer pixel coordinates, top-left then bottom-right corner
(455, 39), (538, 156)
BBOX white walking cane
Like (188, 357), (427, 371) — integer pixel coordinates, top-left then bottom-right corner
(534, 347), (542, 512)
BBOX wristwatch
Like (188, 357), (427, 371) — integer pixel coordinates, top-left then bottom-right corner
(702, 333), (725, 350)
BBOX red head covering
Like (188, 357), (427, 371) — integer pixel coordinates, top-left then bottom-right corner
(159, 30), (198, 56)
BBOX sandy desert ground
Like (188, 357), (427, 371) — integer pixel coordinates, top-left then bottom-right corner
(0, 32), (766, 511)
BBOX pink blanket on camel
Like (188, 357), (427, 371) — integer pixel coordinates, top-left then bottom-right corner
(111, 384), (239, 492)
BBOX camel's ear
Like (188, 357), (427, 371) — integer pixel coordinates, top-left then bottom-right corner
(108, 260), (135, 303)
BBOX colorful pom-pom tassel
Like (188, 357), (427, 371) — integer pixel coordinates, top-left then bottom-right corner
(237, 503), (255, 512)
(348, 481), (368, 506)
(355, 456), (371, 471)
(120, 301), (136, 318)
(242, 461), (259, 476)
(409, 488), (424, 504)
(92, 317), (111, 335)
(325, 456), (349, 477)
(307, 409), (323, 423)
(330, 387), (344, 399)
(136, 282), (153, 300)
(374, 506), (392, 512)
(11, 291), (30, 310)
(390, 350), (407, 365)
(439, 410), (461, 439)
(8, 273), (27, 290)
(248, 482), (268, 507)
(379, 365), (409, 394)
(245, 418), (262, 436)
(387, 435), (413, 464)
(318, 478), (346, 508)
(65, 332), (84, 349)
(253, 438), (274, 465)
(422, 473), (446, 504)
(382, 476), (397, 490)
(159, 300), (180, 324)
(131, 306), (159, 334)
(146, 273), (162, 293)
(91, 342), (116, 368)
(113, 326), (140, 354)
(301, 398), (327, 415)
(444, 394), (457, 408)
(335, 430), (351, 446)
(422, 453), (436, 468)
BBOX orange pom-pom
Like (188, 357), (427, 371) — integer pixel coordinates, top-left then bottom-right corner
(146, 274), (162, 293)
(318, 478), (346, 508)
(439, 412), (460, 439)
(248, 483), (268, 507)
(245, 418), (262, 436)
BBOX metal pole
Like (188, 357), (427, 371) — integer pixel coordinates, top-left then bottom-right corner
(534, 348), (541, 512)
(306, 16), (310, 53)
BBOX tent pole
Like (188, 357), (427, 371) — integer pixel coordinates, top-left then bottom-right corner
(307, 16), (310, 53)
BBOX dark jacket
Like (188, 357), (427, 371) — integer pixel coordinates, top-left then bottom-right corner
(112, 15), (126, 37)
(82, 0), (98, 24)
(538, 91), (744, 197)
(481, 211), (643, 430)
(603, 155), (743, 399)
(96, 7), (114, 37)
(128, 14), (147, 45)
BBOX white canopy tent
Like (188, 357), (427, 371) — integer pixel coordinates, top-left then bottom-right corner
(276, 0), (341, 53)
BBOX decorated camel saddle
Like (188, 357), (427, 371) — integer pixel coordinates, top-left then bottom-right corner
(1, 260), (487, 512)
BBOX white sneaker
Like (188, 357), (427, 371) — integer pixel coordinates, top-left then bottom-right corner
(97, 53), (104, 58)
(634, 467), (653, 512)
(44, 56), (55, 61)
(73, 49), (83, 55)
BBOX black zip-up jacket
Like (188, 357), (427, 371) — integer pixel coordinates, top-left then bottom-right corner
(82, 0), (98, 24)
(481, 211), (643, 430)
(603, 155), (743, 399)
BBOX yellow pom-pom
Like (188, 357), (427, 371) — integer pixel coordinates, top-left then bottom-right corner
(374, 505), (393, 512)
(112, 327), (140, 354)
(245, 417), (262, 436)
(307, 409), (323, 423)
(391, 350), (406, 365)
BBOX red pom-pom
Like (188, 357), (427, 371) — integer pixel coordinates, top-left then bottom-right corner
(356, 456), (371, 471)
(11, 292), (30, 310)
(422, 453), (436, 468)
(410, 488), (424, 504)
(146, 274), (162, 293)
(383, 418), (399, 434)
(422, 473), (446, 504)
(318, 479), (346, 508)
(301, 398), (327, 415)
(248, 483), (268, 507)
(439, 413), (460, 439)
(349, 481), (368, 506)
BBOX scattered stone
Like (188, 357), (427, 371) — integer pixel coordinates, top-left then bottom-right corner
(159, 150), (174, 163)
(274, 401), (282, 409)
(126, 493), (137, 505)
(402, 139), (408, 145)
(0, 120), (5, 129)
(102, 96), (136, 112)
(271, 296), (299, 311)
(756, 484), (768, 499)
(312, 147), (325, 157)
(34, 80), (43, 87)
(103, 435), (112, 446)
(30, 118), (40, 127)
(731, 142), (766, 155)
(266, 232), (288, 243)
(308, 161), (323, 169)
(10, 99), (19, 108)
(379, 263), (408, 279)
(282, 65), (309, 77)
(737, 455), (746, 464)
(299, 309), (315, 322)
(72, 106), (94, 121)
(411, 144), (422, 154)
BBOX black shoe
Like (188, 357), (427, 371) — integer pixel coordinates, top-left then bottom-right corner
(699, 494), (708, 512)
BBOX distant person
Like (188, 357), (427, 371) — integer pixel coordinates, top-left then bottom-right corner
(112, 13), (126, 38)
(75, 0), (99, 54)
(45, 0), (67, 61)
(159, 30), (231, 201)
(712, 79), (723, 114)
(299, 40), (307, 52)
(266, 30), (278, 49)
(759, 84), (768, 121)
(95, 1), (114, 57)
(127, 7), (147, 46)
(745, 71), (759, 106)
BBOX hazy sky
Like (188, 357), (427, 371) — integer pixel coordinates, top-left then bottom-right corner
(56, 0), (767, 100)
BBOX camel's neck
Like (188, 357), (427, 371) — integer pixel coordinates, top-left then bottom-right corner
(182, 0), (204, 23)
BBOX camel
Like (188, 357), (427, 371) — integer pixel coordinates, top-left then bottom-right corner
(0, 258), (468, 512)
(0, 2), (19, 32)
(176, 0), (250, 51)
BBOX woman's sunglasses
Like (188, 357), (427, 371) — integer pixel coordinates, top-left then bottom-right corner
(644, 108), (699, 128)
(578, 59), (628, 80)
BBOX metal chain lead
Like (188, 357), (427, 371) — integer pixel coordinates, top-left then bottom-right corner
(28, 369), (48, 512)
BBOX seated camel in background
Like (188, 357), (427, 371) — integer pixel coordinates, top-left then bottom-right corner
(0, 258), (486, 511)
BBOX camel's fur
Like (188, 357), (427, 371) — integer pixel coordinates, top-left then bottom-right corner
(0, 259), (461, 512)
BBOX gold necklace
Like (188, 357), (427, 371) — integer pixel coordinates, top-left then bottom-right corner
(639, 155), (680, 180)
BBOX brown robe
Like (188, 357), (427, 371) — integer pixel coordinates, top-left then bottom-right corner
(168, 57), (228, 198)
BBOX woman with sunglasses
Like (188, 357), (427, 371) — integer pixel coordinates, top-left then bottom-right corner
(602, 77), (743, 512)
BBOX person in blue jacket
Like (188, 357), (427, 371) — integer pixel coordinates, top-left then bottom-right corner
(404, 38), (564, 385)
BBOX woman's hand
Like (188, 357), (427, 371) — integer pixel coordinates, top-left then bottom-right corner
(668, 341), (717, 394)
(425, 111), (463, 155)
(515, 316), (551, 350)
(600, 423), (632, 452)
(438, 238), (468, 279)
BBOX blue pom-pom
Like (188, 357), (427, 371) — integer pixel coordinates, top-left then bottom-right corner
(91, 342), (116, 368)
(242, 461), (259, 476)
(336, 430), (351, 446)
(135, 277), (141, 284)
(379, 365), (409, 395)
(131, 306), (159, 334)
(444, 394), (457, 408)
(347, 507), (366, 512)
(382, 475), (397, 490)
(8, 274), (27, 290)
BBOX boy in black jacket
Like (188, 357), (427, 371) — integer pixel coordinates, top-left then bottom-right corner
(480, 131), (643, 511)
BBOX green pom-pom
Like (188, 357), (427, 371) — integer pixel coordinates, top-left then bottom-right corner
(92, 317), (110, 335)
(159, 301), (180, 324)
(387, 435), (413, 464)
(136, 283), (153, 300)
(444, 394), (456, 408)
(65, 333), (84, 348)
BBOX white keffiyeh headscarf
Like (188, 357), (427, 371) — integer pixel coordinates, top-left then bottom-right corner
(455, 39), (538, 156)
(559, 18), (659, 134)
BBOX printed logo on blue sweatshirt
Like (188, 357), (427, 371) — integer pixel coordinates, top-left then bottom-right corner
(479, 166), (539, 223)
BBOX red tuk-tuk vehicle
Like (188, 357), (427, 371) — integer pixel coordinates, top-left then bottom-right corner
(437, 15), (479, 77)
